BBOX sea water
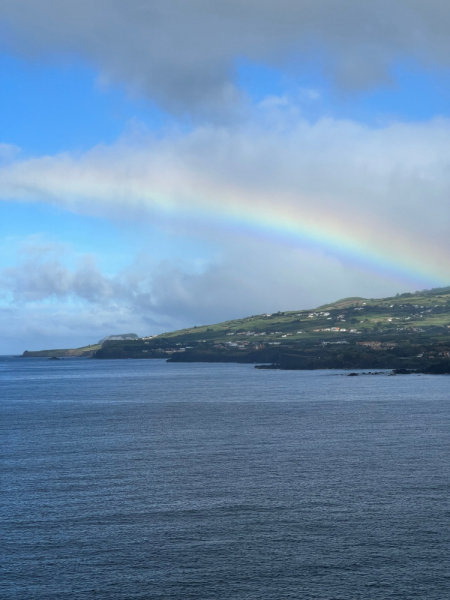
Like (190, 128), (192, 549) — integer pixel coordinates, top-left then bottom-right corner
(1, 357), (450, 599)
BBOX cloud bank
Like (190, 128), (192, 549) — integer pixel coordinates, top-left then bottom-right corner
(3, 1), (450, 113)
(0, 237), (404, 355)
(1, 106), (450, 284)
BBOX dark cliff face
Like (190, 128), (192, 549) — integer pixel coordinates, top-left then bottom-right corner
(93, 342), (450, 373)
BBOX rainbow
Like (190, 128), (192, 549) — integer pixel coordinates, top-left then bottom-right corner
(3, 157), (449, 288)
(154, 186), (450, 289)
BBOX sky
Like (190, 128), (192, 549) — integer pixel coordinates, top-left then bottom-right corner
(2, 1), (450, 353)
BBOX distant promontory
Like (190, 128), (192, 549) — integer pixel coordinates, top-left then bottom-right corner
(22, 334), (139, 358)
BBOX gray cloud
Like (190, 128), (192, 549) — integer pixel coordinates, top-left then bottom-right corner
(145, 242), (403, 324)
(1, 253), (125, 302)
(0, 238), (407, 354)
(2, 1), (450, 113)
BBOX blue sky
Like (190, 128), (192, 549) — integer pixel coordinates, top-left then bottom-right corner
(2, 1), (450, 353)
(4, 53), (450, 159)
(0, 55), (173, 155)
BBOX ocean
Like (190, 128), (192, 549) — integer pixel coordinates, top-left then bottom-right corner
(1, 357), (450, 599)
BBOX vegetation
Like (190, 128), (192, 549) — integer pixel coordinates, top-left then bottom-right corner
(89, 287), (450, 372)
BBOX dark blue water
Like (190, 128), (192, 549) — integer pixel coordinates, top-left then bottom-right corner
(1, 357), (450, 599)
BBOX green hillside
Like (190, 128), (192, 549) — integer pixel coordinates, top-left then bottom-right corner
(92, 286), (450, 371)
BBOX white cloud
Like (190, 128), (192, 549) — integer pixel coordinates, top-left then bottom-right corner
(0, 143), (20, 162)
(1, 107), (450, 283)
